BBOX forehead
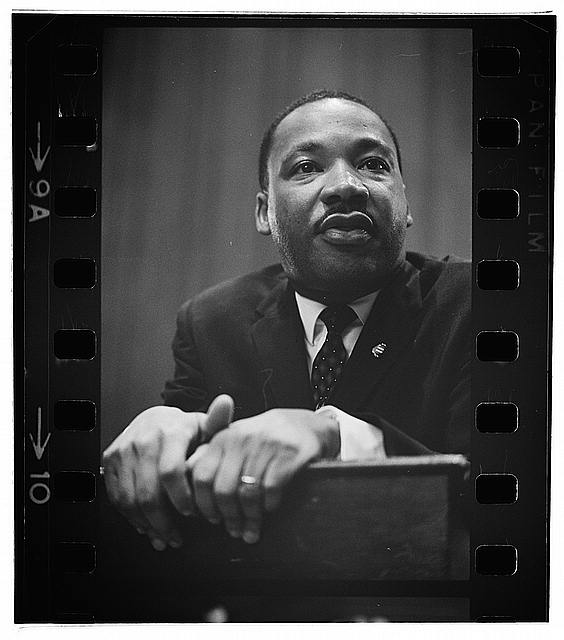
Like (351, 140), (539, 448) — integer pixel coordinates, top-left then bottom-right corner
(270, 99), (394, 163)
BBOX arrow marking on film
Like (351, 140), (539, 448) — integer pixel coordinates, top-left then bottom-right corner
(28, 121), (51, 173)
(29, 407), (51, 461)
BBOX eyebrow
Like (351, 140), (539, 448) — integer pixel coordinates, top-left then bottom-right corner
(281, 137), (396, 165)
(354, 137), (395, 159)
(282, 141), (323, 159)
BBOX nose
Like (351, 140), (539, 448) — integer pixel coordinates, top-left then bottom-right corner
(320, 162), (369, 211)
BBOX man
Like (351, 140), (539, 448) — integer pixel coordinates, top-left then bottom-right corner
(103, 90), (471, 554)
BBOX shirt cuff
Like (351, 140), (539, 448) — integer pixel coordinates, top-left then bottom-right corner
(315, 405), (387, 462)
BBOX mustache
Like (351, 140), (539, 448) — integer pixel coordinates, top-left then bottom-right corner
(317, 211), (375, 234)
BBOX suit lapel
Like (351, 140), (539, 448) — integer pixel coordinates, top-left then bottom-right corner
(331, 259), (425, 411)
(250, 278), (315, 411)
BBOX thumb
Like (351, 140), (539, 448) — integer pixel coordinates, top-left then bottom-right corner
(202, 394), (234, 439)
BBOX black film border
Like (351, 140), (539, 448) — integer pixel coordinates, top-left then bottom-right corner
(14, 13), (554, 623)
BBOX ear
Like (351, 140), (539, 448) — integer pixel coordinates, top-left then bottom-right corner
(255, 191), (271, 236)
(406, 203), (413, 228)
(402, 183), (413, 228)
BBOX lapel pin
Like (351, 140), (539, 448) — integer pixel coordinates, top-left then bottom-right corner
(372, 343), (387, 358)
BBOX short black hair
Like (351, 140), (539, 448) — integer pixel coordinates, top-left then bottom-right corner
(258, 90), (402, 191)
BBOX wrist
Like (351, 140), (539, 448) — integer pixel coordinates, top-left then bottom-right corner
(311, 410), (341, 459)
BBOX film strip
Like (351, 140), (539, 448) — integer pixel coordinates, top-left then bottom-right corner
(13, 14), (554, 623)
(472, 20), (553, 621)
(15, 15), (101, 622)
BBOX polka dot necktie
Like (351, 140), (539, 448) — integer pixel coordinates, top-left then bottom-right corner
(311, 305), (358, 409)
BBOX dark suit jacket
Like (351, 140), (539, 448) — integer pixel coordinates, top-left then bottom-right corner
(162, 251), (471, 457)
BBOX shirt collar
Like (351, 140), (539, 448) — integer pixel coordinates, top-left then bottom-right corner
(295, 290), (379, 346)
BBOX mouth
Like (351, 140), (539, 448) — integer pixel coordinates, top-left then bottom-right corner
(317, 212), (375, 246)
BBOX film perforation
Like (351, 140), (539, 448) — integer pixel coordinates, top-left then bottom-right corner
(476, 259), (520, 290)
(477, 46), (520, 77)
(53, 542), (96, 573)
(475, 402), (519, 434)
(475, 473), (518, 505)
(477, 117), (520, 149)
(475, 545), (518, 576)
(475, 330), (519, 362)
(477, 188), (520, 219)
(56, 44), (98, 76)
(54, 399), (96, 431)
(54, 186), (97, 218)
(55, 116), (97, 148)
(53, 471), (96, 503)
(54, 329), (96, 360)
(54, 257), (96, 289)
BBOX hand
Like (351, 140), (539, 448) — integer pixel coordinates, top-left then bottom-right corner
(186, 408), (340, 544)
(102, 395), (234, 551)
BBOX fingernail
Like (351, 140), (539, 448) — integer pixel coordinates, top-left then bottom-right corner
(228, 529), (241, 538)
(181, 508), (193, 517)
(169, 538), (183, 549)
(136, 527), (145, 534)
(151, 538), (166, 551)
(242, 530), (259, 544)
(208, 517), (220, 525)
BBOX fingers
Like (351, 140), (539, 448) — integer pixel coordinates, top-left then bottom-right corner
(213, 444), (245, 538)
(188, 394), (236, 528)
(189, 437), (271, 543)
(189, 437), (279, 544)
(102, 405), (209, 551)
(134, 447), (183, 550)
(185, 396), (235, 524)
(203, 394), (235, 439)
(187, 407), (322, 545)
(262, 449), (302, 513)
(190, 443), (223, 524)
(189, 442), (245, 535)
(103, 453), (155, 536)
(238, 444), (276, 544)
(159, 435), (195, 517)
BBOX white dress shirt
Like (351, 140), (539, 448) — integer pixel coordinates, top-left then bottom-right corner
(294, 291), (387, 462)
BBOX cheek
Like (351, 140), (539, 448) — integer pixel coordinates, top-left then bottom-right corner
(370, 184), (407, 217)
(268, 190), (312, 232)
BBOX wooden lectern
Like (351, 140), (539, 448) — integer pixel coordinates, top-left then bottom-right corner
(96, 455), (470, 621)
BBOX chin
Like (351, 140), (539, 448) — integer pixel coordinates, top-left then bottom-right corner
(292, 262), (390, 301)
(279, 240), (404, 298)
(326, 256), (392, 284)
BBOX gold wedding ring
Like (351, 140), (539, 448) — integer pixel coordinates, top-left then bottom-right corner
(240, 475), (257, 485)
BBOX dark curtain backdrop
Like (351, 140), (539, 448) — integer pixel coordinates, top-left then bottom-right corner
(101, 27), (472, 446)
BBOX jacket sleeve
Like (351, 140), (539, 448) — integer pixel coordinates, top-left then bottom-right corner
(160, 301), (210, 413)
(443, 355), (471, 457)
(353, 354), (471, 458)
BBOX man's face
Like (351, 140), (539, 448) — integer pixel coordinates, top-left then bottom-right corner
(255, 98), (412, 300)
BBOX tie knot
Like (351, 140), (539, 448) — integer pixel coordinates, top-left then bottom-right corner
(319, 305), (357, 335)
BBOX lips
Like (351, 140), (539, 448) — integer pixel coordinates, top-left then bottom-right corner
(318, 212), (375, 234)
(317, 212), (376, 247)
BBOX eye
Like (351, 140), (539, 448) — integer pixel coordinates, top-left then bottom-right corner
(293, 160), (320, 175)
(358, 157), (390, 173)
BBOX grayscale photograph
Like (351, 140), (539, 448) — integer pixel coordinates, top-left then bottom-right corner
(98, 24), (472, 622)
